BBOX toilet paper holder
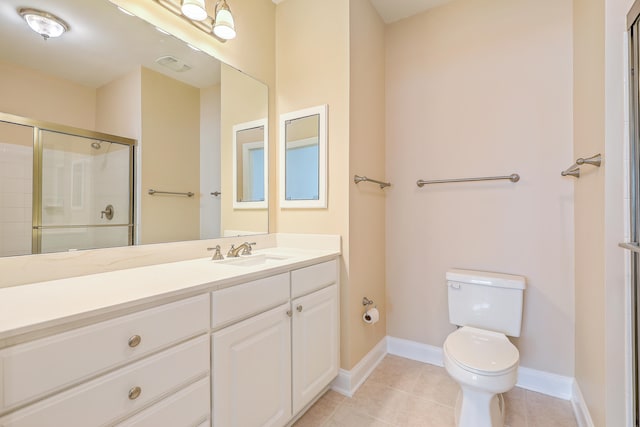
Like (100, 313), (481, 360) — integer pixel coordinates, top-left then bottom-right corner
(362, 297), (374, 307)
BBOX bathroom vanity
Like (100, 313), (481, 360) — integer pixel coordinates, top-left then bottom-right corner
(0, 239), (340, 426)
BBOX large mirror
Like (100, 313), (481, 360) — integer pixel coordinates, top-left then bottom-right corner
(0, 0), (269, 257)
(279, 105), (327, 208)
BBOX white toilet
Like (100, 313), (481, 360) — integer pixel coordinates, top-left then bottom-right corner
(443, 269), (526, 427)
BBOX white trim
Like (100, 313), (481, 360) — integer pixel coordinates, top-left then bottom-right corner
(386, 336), (574, 400)
(279, 105), (328, 209)
(572, 380), (595, 427)
(386, 336), (443, 366)
(515, 366), (573, 400)
(331, 337), (387, 397)
(334, 335), (590, 423)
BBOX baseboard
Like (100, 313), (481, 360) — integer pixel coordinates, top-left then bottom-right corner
(386, 335), (574, 400)
(333, 335), (591, 423)
(331, 337), (387, 397)
(516, 366), (573, 400)
(386, 336), (444, 366)
(571, 380), (595, 427)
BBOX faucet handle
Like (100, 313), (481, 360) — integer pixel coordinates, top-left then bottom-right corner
(207, 245), (224, 260)
(227, 244), (236, 257)
(241, 242), (256, 255)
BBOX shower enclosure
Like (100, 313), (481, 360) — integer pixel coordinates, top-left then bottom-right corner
(0, 112), (135, 257)
(629, 4), (640, 425)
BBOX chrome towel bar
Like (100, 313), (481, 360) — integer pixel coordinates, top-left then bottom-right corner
(354, 175), (391, 189)
(148, 189), (194, 197)
(417, 173), (520, 187)
(561, 154), (602, 178)
(620, 242), (640, 253)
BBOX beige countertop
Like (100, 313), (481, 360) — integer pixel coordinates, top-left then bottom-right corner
(0, 235), (340, 347)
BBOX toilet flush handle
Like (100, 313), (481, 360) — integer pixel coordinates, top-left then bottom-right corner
(448, 282), (461, 289)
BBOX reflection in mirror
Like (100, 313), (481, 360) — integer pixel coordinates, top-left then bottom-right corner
(233, 120), (267, 209)
(0, 0), (268, 257)
(279, 105), (327, 209)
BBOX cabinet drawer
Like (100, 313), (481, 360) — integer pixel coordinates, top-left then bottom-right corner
(116, 377), (210, 427)
(291, 260), (338, 298)
(0, 335), (209, 427)
(211, 273), (289, 329)
(1, 294), (209, 408)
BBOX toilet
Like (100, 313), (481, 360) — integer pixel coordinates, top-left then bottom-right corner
(443, 269), (526, 427)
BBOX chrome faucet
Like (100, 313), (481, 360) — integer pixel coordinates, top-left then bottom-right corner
(227, 242), (255, 257)
(207, 245), (224, 260)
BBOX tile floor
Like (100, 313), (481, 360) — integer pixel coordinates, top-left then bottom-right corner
(294, 355), (578, 427)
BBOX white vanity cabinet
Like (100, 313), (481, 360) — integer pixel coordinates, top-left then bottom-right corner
(0, 295), (211, 427)
(212, 303), (293, 427)
(211, 259), (339, 427)
(0, 249), (340, 427)
(291, 284), (339, 414)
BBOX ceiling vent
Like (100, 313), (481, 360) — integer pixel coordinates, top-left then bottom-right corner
(155, 55), (192, 72)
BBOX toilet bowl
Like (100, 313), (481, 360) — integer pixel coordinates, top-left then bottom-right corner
(443, 326), (519, 427)
(443, 269), (526, 427)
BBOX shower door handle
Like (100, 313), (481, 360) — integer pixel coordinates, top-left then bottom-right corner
(101, 204), (114, 220)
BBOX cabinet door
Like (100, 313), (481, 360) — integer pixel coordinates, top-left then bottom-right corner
(212, 303), (291, 427)
(292, 284), (339, 414)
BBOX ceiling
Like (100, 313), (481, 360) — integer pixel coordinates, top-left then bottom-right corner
(272, 0), (454, 24)
(369, 0), (453, 23)
(0, 0), (221, 89)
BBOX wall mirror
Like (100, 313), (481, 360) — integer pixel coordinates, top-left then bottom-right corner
(233, 119), (268, 209)
(0, 0), (269, 257)
(279, 105), (327, 209)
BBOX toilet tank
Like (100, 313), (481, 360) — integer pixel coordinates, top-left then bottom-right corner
(446, 269), (526, 337)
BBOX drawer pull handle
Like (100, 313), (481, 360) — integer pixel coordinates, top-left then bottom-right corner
(128, 335), (142, 348)
(297, 305), (303, 312)
(286, 310), (293, 317)
(128, 386), (142, 400)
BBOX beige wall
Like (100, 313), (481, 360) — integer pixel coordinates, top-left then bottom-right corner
(140, 68), (200, 244)
(275, 0), (352, 367)
(220, 64), (269, 235)
(0, 61), (96, 130)
(573, 0), (632, 424)
(348, 0), (387, 369)
(385, 0), (575, 376)
(573, 1), (606, 423)
(95, 68), (141, 141)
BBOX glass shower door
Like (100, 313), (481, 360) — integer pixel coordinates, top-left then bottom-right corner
(36, 130), (133, 253)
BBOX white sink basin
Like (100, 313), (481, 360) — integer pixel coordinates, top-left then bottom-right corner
(214, 253), (292, 267)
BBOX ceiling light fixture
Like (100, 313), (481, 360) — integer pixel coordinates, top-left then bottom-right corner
(18, 8), (69, 40)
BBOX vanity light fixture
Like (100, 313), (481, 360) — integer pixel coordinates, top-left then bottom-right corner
(153, 0), (236, 42)
(18, 8), (69, 40)
(181, 0), (207, 21)
(212, 0), (236, 40)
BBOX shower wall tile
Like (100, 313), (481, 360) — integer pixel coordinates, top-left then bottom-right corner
(0, 142), (32, 257)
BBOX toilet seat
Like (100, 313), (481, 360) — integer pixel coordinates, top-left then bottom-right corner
(444, 326), (519, 376)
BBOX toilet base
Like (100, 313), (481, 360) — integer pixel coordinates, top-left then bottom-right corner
(454, 390), (505, 427)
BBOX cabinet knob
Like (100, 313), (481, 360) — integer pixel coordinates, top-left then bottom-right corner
(128, 335), (142, 348)
(128, 386), (142, 400)
(286, 310), (293, 317)
(297, 305), (303, 312)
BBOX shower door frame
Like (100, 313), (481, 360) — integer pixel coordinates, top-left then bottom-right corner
(0, 112), (136, 254)
(628, 4), (640, 426)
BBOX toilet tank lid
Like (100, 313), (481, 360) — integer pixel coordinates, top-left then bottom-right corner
(446, 269), (526, 290)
